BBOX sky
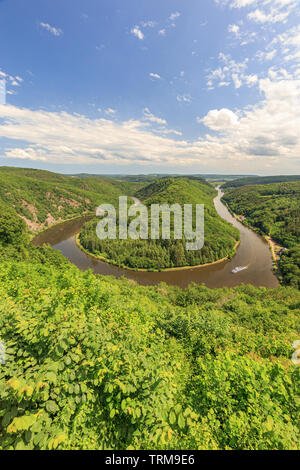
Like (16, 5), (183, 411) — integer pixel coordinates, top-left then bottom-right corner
(0, 0), (299, 175)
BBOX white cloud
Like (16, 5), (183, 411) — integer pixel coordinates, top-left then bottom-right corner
(40, 22), (62, 36)
(149, 73), (161, 80)
(143, 107), (167, 125)
(0, 69), (24, 98)
(157, 128), (182, 136)
(4, 147), (47, 161)
(199, 77), (300, 165)
(248, 8), (290, 24)
(216, 0), (297, 24)
(232, 73), (243, 88)
(244, 74), (258, 86)
(169, 12), (181, 21)
(230, 0), (257, 7)
(104, 108), (117, 116)
(158, 29), (166, 36)
(207, 53), (252, 89)
(270, 25), (300, 63)
(141, 21), (157, 28)
(177, 94), (192, 103)
(131, 20), (157, 41)
(256, 49), (277, 61)
(228, 24), (240, 35)
(0, 76), (299, 172)
(131, 26), (144, 40)
(199, 108), (239, 130)
(96, 44), (105, 51)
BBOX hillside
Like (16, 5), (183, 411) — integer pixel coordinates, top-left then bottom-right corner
(0, 167), (142, 232)
(222, 182), (300, 288)
(222, 175), (300, 189)
(79, 178), (240, 270)
(0, 202), (299, 450)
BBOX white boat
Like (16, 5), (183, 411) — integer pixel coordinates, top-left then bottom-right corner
(232, 266), (247, 274)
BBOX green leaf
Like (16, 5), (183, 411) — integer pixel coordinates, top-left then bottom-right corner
(45, 400), (59, 414)
(169, 411), (176, 425)
(178, 414), (185, 429)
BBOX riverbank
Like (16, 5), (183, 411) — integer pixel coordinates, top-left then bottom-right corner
(221, 194), (284, 279)
(75, 232), (240, 272)
(29, 211), (94, 241)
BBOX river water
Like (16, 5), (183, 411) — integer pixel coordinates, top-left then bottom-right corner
(32, 188), (279, 289)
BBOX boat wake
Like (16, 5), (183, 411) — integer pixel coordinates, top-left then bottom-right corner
(232, 265), (249, 274)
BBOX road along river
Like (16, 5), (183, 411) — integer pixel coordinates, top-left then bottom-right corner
(32, 188), (279, 289)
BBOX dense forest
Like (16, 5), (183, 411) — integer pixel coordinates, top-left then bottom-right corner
(0, 167), (143, 232)
(222, 175), (300, 189)
(79, 178), (240, 270)
(222, 182), (300, 288)
(0, 196), (299, 450)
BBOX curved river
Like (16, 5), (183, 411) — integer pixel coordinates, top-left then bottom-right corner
(32, 188), (279, 289)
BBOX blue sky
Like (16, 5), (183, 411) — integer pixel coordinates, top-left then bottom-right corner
(0, 0), (299, 174)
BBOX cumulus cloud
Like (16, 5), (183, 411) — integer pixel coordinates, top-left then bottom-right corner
(0, 76), (299, 173)
(4, 147), (47, 161)
(40, 22), (62, 36)
(199, 77), (300, 164)
(199, 108), (239, 130)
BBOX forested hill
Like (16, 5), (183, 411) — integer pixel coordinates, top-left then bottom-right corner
(222, 182), (300, 288)
(222, 175), (300, 189)
(79, 177), (240, 270)
(0, 167), (142, 232)
(0, 190), (299, 450)
(135, 176), (212, 202)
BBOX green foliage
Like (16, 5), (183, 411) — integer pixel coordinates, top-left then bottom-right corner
(79, 178), (239, 270)
(0, 167), (141, 232)
(0, 260), (299, 450)
(0, 169), (299, 450)
(222, 182), (300, 288)
(0, 200), (28, 248)
(279, 247), (300, 289)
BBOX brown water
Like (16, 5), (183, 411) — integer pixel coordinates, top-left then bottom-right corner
(32, 189), (279, 289)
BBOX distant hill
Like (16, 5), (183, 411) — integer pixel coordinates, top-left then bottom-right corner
(222, 175), (300, 189)
(69, 173), (256, 183)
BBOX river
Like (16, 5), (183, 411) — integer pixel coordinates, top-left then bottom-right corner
(32, 188), (279, 289)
